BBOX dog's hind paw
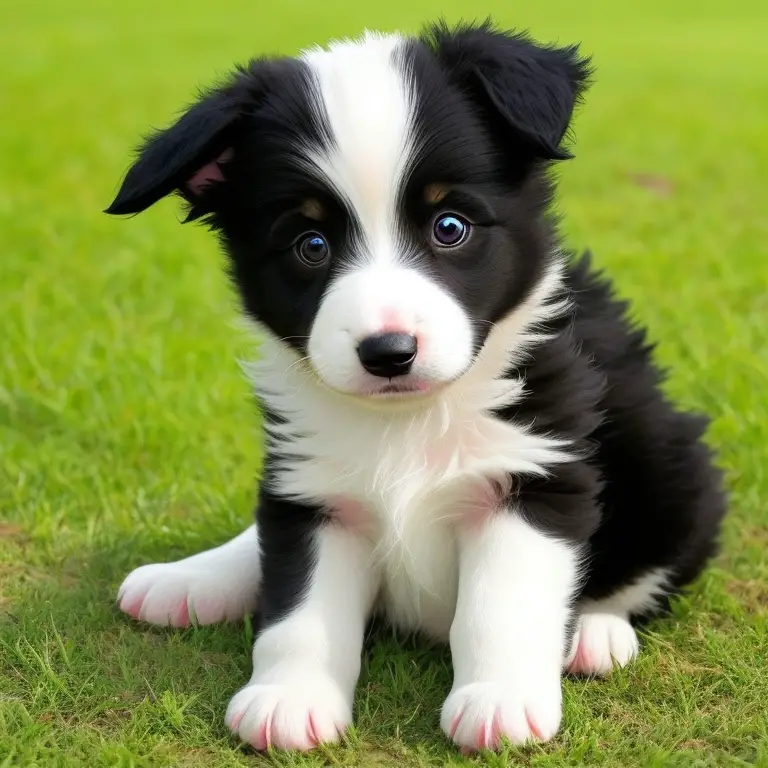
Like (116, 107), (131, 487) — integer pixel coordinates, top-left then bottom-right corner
(565, 612), (639, 676)
(117, 525), (261, 627)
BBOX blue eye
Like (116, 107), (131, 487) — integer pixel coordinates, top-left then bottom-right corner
(296, 232), (330, 266)
(432, 214), (469, 247)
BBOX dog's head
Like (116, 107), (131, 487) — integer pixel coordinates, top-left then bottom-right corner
(107, 21), (590, 401)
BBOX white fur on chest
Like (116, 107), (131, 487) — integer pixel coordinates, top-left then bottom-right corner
(248, 343), (572, 639)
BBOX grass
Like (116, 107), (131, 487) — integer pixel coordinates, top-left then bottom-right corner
(1, 0), (767, 765)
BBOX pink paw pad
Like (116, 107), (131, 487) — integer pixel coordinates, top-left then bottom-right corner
(567, 638), (593, 675)
(489, 711), (503, 748)
(307, 713), (320, 745)
(121, 595), (145, 619)
(449, 711), (463, 740)
(525, 708), (545, 741)
(229, 711), (245, 731)
(252, 716), (271, 751)
(171, 599), (190, 627)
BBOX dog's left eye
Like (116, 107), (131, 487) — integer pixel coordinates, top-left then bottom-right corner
(432, 214), (470, 248)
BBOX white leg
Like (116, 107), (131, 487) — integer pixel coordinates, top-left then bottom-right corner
(117, 524), (261, 626)
(226, 523), (378, 751)
(563, 569), (670, 676)
(441, 513), (581, 751)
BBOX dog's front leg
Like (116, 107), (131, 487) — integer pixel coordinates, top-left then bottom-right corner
(441, 511), (583, 751)
(226, 495), (378, 751)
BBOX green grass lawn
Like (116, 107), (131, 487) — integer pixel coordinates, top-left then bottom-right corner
(2, 0), (767, 765)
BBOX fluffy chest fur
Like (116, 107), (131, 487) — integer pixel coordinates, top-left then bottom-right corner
(249, 325), (574, 638)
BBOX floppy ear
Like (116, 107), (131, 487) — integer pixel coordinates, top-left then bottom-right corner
(105, 85), (246, 218)
(425, 20), (592, 160)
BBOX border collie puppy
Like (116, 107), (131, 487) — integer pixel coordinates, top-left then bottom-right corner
(107, 21), (726, 752)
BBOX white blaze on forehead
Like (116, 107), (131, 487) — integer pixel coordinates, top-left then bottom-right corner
(301, 32), (416, 264)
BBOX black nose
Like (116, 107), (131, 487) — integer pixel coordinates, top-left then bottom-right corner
(357, 332), (417, 378)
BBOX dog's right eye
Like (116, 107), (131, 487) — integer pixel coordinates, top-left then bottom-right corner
(295, 232), (330, 267)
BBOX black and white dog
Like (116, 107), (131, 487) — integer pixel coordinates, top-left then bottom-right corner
(107, 21), (726, 752)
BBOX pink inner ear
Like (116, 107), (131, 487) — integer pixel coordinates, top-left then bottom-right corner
(185, 147), (234, 196)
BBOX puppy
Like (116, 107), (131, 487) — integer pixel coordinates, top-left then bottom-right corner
(108, 21), (726, 752)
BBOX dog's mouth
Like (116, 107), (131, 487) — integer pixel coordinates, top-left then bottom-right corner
(307, 355), (471, 402)
(368, 381), (434, 397)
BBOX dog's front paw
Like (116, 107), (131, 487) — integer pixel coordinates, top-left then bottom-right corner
(225, 672), (352, 751)
(441, 678), (562, 751)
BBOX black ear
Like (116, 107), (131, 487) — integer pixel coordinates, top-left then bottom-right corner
(425, 20), (593, 160)
(105, 83), (247, 217)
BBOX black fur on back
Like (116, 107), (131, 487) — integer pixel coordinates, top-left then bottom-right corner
(501, 252), (726, 616)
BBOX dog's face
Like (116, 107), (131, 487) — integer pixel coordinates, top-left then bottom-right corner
(108, 23), (589, 400)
